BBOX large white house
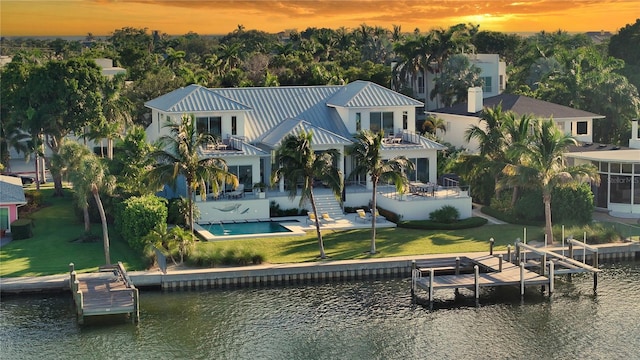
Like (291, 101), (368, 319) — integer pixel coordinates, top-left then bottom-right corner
(429, 88), (640, 218)
(145, 81), (472, 222)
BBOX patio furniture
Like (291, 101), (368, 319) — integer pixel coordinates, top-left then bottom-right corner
(356, 209), (370, 222)
(227, 184), (244, 199)
(307, 212), (317, 224)
(321, 213), (335, 223)
(370, 209), (384, 221)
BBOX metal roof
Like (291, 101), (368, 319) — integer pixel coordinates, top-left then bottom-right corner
(0, 175), (27, 205)
(327, 80), (424, 108)
(145, 84), (252, 113)
(261, 119), (354, 149)
(430, 94), (604, 119)
(145, 81), (426, 144)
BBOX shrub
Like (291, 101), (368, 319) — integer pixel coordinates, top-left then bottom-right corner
(429, 205), (460, 224)
(19, 190), (43, 215)
(553, 223), (622, 244)
(513, 189), (544, 222)
(10, 218), (33, 240)
(551, 184), (594, 224)
(186, 245), (265, 267)
(115, 195), (168, 251)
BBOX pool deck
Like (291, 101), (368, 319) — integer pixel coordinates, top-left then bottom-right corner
(195, 213), (397, 241)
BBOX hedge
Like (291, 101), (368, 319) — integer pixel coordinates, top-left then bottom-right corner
(11, 218), (33, 240)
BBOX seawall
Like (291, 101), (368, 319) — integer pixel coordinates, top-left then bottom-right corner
(2, 242), (639, 294)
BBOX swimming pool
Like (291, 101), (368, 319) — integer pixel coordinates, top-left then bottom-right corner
(201, 221), (293, 236)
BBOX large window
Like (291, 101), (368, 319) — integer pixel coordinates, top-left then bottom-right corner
(370, 112), (393, 134)
(231, 116), (237, 135)
(356, 112), (361, 132)
(227, 165), (253, 191)
(406, 158), (429, 182)
(610, 175), (632, 204)
(196, 116), (222, 137)
(402, 111), (408, 130)
(417, 76), (424, 94)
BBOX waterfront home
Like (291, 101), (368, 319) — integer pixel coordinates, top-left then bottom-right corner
(145, 81), (472, 223)
(429, 88), (640, 219)
(0, 175), (27, 236)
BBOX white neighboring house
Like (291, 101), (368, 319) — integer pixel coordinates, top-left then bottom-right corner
(429, 87), (640, 219)
(401, 53), (506, 111)
(145, 81), (472, 222)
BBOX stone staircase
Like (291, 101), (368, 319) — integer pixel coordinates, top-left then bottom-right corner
(309, 193), (344, 220)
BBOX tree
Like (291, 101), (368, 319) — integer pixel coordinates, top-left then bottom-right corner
(421, 115), (447, 137)
(348, 130), (413, 254)
(99, 73), (133, 159)
(56, 141), (114, 264)
(430, 54), (482, 107)
(271, 131), (343, 259)
(15, 58), (105, 196)
(147, 114), (237, 233)
(504, 119), (599, 243)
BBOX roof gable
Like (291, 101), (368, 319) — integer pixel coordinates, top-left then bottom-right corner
(431, 94), (604, 119)
(145, 84), (251, 113)
(326, 80), (424, 108)
(260, 119), (353, 148)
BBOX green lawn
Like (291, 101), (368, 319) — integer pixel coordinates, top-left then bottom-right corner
(0, 188), (545, 276)
(197, 225), (544, 264)
(0, 187), (144, 277)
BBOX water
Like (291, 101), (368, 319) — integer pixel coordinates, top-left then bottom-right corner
(2, 262), (639, 359)
(201, 221), (292, 236)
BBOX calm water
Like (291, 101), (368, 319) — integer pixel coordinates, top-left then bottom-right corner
(1, 262), (639, 360)
(201, 221), (292, 236)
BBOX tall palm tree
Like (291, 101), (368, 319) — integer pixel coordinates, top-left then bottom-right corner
(421, 115), (447, 137)
(147, 114), (237, 233)
(504, 119), (599, 243)
(56, 140), (114, 264)
(497, 112), (534, 206)
(271, 131), (343, 259)
(101, 73), (133, 159)
(348, 130), (414, 255)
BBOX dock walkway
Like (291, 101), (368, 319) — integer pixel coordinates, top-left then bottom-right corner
(412, 239), (602, 307)
(69, 262), (139, 324)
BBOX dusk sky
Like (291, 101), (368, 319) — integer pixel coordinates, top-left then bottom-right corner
(1, 0), (639, 37)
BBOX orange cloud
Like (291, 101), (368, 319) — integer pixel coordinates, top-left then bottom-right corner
(1, 0), (638, 36)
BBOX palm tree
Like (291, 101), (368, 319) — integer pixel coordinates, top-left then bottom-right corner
(503, 119), (599, 243)
(421, 115), (447, 137)
(147, 114), (237, 233)
(56, 140), (114, 264)
(497, 112), (534, 206)
(271, 131), (343, 259)
(101, 73), (133, 159)
(348, 130), (414, 254)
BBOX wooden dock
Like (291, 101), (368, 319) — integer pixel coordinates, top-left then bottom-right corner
(412, 238), (601, 307)
(69, 262), (140, 324)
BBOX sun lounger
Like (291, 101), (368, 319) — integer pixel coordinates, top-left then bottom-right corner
(307, 212), (317, 224)
(321, 213), (335, 223)
(356, 209), (370, 223)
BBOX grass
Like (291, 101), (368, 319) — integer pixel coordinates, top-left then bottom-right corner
(0, 187), (145, 277)
(2, 186), (590, 276)
(197, 225), (544, 264)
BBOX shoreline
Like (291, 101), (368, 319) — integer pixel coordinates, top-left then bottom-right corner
(2, 242), (638, 295)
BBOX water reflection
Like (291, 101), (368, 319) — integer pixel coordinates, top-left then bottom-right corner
(1, 263), (639, 359)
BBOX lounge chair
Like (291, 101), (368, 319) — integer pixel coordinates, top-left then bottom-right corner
(227, 184), (245, 199)
(307, 212), (317, 224)
(356, 209), (370, 223)
(321, 213), (335, 223)
(370, 209), (385, 221)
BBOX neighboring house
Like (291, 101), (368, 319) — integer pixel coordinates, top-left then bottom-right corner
(429, 88), (640, 218)
(145, 81), (472, 222)
(94, 58), (126, 78)
(399, 53), (507, 111)
(429, 87), (605, 152)
(0, 175), (27, 235)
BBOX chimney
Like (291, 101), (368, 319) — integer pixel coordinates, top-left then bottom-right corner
(630, 119), (640, 149)
(467, 87), (483, 113)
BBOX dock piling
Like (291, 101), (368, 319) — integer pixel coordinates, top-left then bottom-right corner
(520, 262), (525, 297)
(474, 265), (480, 300)
(498, 254), (503, 272)
(548, 260), (554, 296)
(507, 245), (512, 263)
(489, 238), (494, 255)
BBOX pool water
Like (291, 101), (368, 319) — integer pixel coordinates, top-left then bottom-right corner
(201, 221), (292, 236)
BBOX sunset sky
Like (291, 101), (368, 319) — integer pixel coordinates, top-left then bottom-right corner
(1, 0), (639, 37)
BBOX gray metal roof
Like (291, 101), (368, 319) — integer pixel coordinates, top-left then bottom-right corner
(261, 119), (354, 149)
(327, 80), (424, 108)
(0, 175), (27, 205)
(145, 81), (426, 144)
(430, 94), (604, 119)
(211, 85), (351, 142)
(145, 84), (252, 113)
